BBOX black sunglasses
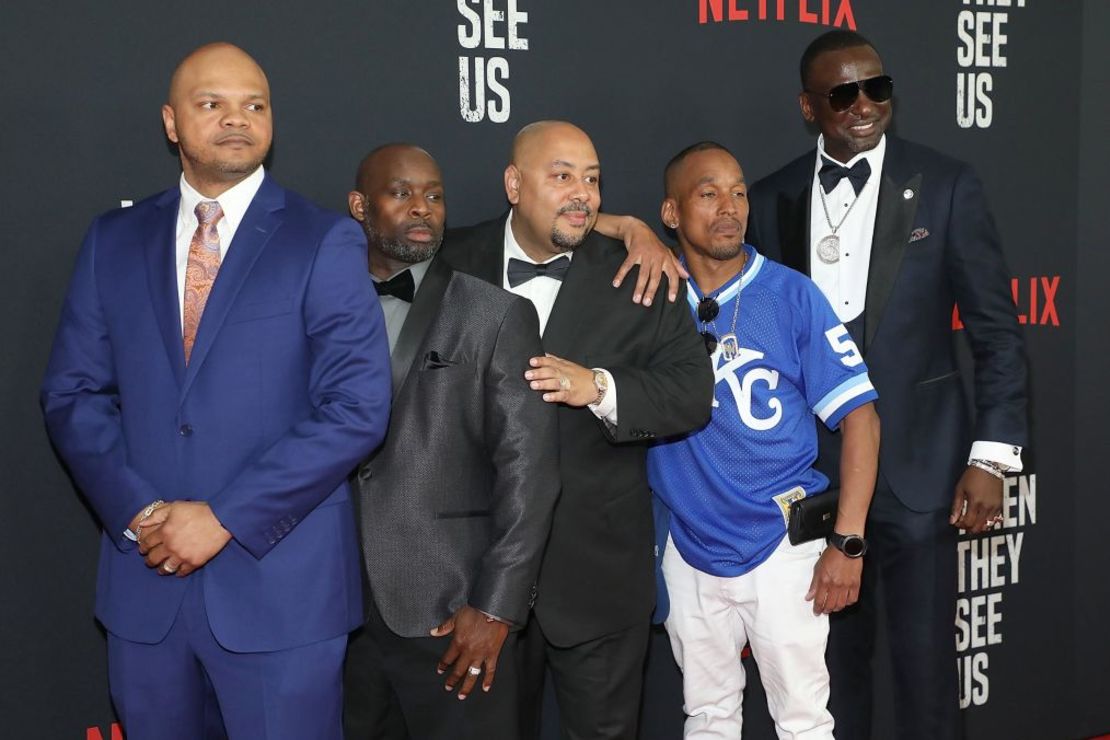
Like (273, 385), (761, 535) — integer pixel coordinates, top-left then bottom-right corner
(807, 75), (894, 112)
(697, 296), (720, 323)
(701, 331), (718, 356)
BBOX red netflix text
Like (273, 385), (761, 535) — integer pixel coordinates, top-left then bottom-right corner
(699, 0), (857, 28)
(952, 276), (1061, 329)
(86, 724), (123, 740)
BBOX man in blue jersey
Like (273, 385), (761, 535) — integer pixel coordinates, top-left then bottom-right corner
(647, 142), (881, 739)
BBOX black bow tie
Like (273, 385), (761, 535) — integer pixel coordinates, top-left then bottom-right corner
(819, 157), (872, 195)
(507, 256), (571, 288)
(375, 269), (415, 303)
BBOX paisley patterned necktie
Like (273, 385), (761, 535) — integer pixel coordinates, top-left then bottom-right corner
(182, 200), (224, 364)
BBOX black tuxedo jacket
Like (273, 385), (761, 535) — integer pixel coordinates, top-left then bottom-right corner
(747, 136), (1027, 511)
(356, 255), (560, 636)
(442, 218), (714, 646)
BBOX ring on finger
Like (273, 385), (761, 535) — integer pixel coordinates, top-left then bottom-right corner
(467, 665), (481, 676)
(162, 561), (178, 574)
(558, 376), (569, 390)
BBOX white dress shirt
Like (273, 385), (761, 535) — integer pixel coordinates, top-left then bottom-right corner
(502, 211), (617, 424)
(175, 166), (266, 328)
(807, 137), (1021, 472)
(809, 134), (886, 324)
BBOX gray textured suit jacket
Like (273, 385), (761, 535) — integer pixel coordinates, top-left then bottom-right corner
(355, 255), (560, 637)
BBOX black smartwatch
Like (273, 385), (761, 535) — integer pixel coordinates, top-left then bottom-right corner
(828, 532), (868, 558)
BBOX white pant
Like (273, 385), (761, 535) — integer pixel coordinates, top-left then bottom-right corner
(662, 534), (835, 739)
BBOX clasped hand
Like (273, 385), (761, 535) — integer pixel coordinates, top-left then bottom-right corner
(133, 501), (232, 577)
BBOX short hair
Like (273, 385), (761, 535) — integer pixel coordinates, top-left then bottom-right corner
(664, 141), (731, 197)
(799, 30), (878, 88)
(353, 142), (426, 189)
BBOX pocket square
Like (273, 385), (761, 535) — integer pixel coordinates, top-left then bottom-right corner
(421, 350), (457, 370)
(909, 227), (930, 242)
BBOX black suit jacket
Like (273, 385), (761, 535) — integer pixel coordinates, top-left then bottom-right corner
(356, 255), (560, 636)
(442, 218), (714, 646)
(747, 136), (1027, 511)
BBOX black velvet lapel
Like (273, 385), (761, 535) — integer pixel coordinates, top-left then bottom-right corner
(537, 232), (603, 356)
(389, 254), (452, 401)
(864, 141), (921, 351)
(778, 183), (812, 275)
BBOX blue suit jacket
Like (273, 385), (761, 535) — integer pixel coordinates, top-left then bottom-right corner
(42, 174), (391, 652)
(748, 137), (1027, 511)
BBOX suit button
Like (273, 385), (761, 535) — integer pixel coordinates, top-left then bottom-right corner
(179, 424), (193, 437)
(358, 466), (372, 481)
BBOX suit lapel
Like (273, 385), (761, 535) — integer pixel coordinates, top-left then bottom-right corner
(144, 188), (187, 388)
(778, 183), (812, 275)
(864, 141), (920, 350)
(471, 219), (508, 286)
(540, 233), (599, 357)
(180, 176), (285, 398)
(389, 255), (452, 401)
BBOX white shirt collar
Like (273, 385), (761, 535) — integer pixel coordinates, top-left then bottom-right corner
(178, 166), (266, 236)
(814, 133), (887, 176)
(504, 209), (575, 265)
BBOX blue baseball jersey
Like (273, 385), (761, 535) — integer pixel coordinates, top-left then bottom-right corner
(647, 245), (877, 577)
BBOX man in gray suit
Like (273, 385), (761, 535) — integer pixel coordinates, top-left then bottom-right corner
(342, 144), (560, 739)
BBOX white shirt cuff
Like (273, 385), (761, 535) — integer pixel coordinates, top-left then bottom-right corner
(968, 441), (1023, 472)
(588, 368), (617, 426)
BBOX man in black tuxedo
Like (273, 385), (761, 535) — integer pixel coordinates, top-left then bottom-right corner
(342, 144), (560, 739)
(745, 31), (1028, 740)
(442, 121), (714, 739)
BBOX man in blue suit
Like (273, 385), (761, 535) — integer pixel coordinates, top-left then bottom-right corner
(41, 43), (391, 740)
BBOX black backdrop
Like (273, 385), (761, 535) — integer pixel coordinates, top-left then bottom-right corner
(2, 2), (1107, 738)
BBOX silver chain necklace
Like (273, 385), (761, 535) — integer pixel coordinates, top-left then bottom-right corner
(710, 286), (742, 360)
(816, 181), (865, 265)
(703, 253), (750, 360)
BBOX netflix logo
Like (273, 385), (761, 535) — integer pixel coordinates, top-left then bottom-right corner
(86, 724), (123, 740)
(953, 276), (1061, 329)
(698, 0), (857, 27)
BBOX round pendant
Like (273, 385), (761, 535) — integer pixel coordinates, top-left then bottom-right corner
(816, 234), (840, 264)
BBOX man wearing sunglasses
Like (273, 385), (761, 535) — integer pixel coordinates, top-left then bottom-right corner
(647, 141), (880, 739)
(746, 30), (1028, 740)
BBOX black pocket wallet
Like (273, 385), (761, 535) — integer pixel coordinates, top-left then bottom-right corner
(787, 489), (839, 545)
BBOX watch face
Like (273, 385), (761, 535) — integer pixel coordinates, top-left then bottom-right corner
(842, 536), (866, 558)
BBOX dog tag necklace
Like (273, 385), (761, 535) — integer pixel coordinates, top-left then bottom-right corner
(713, 252), (749, 360)
(816, 182), (865, 265)
(716, 291), (742, 360)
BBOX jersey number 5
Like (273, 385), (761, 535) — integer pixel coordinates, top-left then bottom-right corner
(825, 326), (863, 367)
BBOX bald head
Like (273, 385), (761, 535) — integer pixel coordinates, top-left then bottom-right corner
(161, 43), (272, 197)
(168, 43), (269, 106)
(510, 120), (594, 168)
(349, 143), (445, 274)
(504, 120), (601, 260)
(354, 143), (439, 194)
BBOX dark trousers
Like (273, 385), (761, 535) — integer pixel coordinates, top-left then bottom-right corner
(343, 598), (522, 740)
(827, 475), (961, 740)
(518, 617), (650, 740)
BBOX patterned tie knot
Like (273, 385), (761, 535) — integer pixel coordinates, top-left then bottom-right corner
(195, 200), (224, 226)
